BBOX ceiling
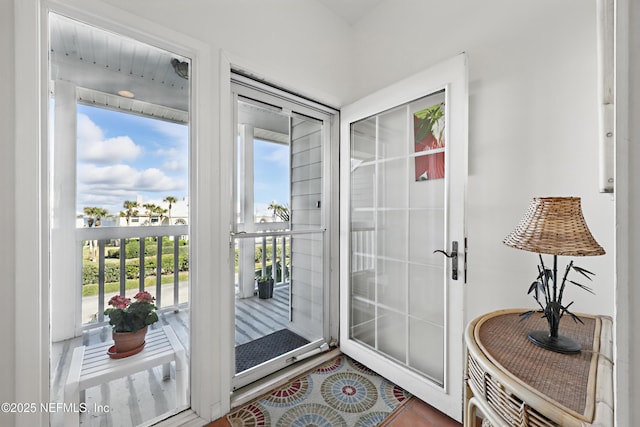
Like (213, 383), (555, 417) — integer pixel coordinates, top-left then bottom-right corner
(316, 0), (385, 25)
(49, 1), (381, 124)
(49, 13), (190, 124)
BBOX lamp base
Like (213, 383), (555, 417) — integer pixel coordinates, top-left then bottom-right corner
(528, 330), (581, 354)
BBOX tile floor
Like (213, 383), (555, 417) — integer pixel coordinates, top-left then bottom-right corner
(204, 397), (463, 427)
(380, 398), (463, 427)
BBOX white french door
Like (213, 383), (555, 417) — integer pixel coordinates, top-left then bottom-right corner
(339, 54), (468, 421)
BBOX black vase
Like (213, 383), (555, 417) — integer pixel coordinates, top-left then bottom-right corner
(257, 279), (274, 299)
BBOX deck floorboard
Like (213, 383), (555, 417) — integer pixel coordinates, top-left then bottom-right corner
(50, 285), (290, 426)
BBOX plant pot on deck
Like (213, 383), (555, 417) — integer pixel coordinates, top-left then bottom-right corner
(257, 278), (274, 299)
(111, 325), (148, 355)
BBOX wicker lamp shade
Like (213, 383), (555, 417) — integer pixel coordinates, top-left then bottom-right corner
(503, 197), (605, 257)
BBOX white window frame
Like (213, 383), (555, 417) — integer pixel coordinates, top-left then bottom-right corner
(15, 0), (216, 425)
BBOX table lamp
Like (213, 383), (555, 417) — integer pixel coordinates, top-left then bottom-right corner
(503, 197), (605, 353)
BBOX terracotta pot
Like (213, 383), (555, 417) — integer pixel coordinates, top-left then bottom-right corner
(112, 325), (148, 353)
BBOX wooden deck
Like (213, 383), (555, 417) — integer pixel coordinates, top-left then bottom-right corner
(50, 285), (290, 426)
(235, 284), (291, 345)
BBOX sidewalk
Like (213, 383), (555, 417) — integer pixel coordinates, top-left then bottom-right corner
(81, 280), (190, 324)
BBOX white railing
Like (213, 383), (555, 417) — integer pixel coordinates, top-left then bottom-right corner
(255, 233), (290, 285)
(77, 225), (189, 327)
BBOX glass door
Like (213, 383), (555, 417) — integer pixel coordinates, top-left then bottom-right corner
(340, 54), (468, 421)
(230, 76), (336, 390)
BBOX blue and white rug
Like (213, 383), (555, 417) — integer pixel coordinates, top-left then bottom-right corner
(228, 355), (411, 427)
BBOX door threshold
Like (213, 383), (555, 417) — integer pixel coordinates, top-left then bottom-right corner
(230, 347), (341, 409)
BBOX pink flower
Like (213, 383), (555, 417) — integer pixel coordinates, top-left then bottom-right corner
(134, 291), (155, 303)
(108, 295), (131, 309)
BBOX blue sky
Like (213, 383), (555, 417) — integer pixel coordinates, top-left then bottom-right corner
(76, 104), (188, 216)
(77, 105), (290, 219)
(253, 139), (290, 216)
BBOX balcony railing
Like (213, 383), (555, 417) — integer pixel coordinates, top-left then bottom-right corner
(78, 223), (295, 328)
(77, 224), (189, 327)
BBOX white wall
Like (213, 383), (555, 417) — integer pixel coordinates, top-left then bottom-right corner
(4, 0), (634, 424)
(351, 0), (615, 321)
(0, 0), (16, 425)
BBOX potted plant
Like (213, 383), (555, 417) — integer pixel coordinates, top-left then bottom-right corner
(104, 291), (159, 356)
(256, 274), (274, 299)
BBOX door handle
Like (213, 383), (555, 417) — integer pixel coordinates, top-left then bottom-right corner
(434, 241), (458, 280)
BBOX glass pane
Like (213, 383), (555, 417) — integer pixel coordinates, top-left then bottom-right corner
(351, 117), (376, 162)
(409, 318), (444, 384)
(236, 98), (290, 229)
(412, 90), (446, 182)
(378, 105), (408, 159)
(50, 13), (192, 427)
(233, 86), (328, 383)
(408, 263), (444, 325)
(76, 104), (189, 228)
(349, 89), (447, 387)
(378, 307), (406, 363)
(377, 209), (407, 260)
(378, 158), (408, 209)
(351, 298), (375, 347)
(376, 258), (406, 312)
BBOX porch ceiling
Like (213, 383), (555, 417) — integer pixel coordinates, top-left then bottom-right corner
(49, 13), (189, 124)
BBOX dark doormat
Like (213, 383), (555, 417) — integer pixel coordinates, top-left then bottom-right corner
(236, 329), (310, 373)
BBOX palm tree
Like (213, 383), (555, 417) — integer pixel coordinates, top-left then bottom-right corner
(155, 205), (168, 224)
(83, 206), (109, 227)
(121, 200), (139, 226)
(268, 201), (290, 222)
(83, 206), (108, 261)
(164, 196), (177, 224)
(143, 203), (157, 225)
(94, 208), (108, 226)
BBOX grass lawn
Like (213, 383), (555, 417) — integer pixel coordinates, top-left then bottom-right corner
(82, 271), (189, 297)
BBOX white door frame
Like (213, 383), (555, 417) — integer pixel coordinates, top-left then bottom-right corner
(339, 53), (468, 422)
(220, 52), (341, 394)
(15, 0), (217, 424)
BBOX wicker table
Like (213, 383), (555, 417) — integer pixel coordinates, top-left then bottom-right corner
(464, 309), (613, 427)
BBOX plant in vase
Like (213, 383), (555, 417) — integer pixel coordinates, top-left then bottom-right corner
(104, 291), (159, 356)
(256, 274), (274, 299)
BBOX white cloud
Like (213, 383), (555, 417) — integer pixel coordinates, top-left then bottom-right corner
(77, 163), (186, 214)
(152, 121), (189, 146)
(75, 113), (188, 215)
(163, 160), (186, 172)
(77, 114), (143, 163)
(155, 147), (179, 157)
(79, 164), (184, 192)
(135, 168), (181, 191)
(77, 113), (104, 142)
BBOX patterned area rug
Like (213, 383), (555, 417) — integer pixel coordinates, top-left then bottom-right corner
(228, 355), (411, 427)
